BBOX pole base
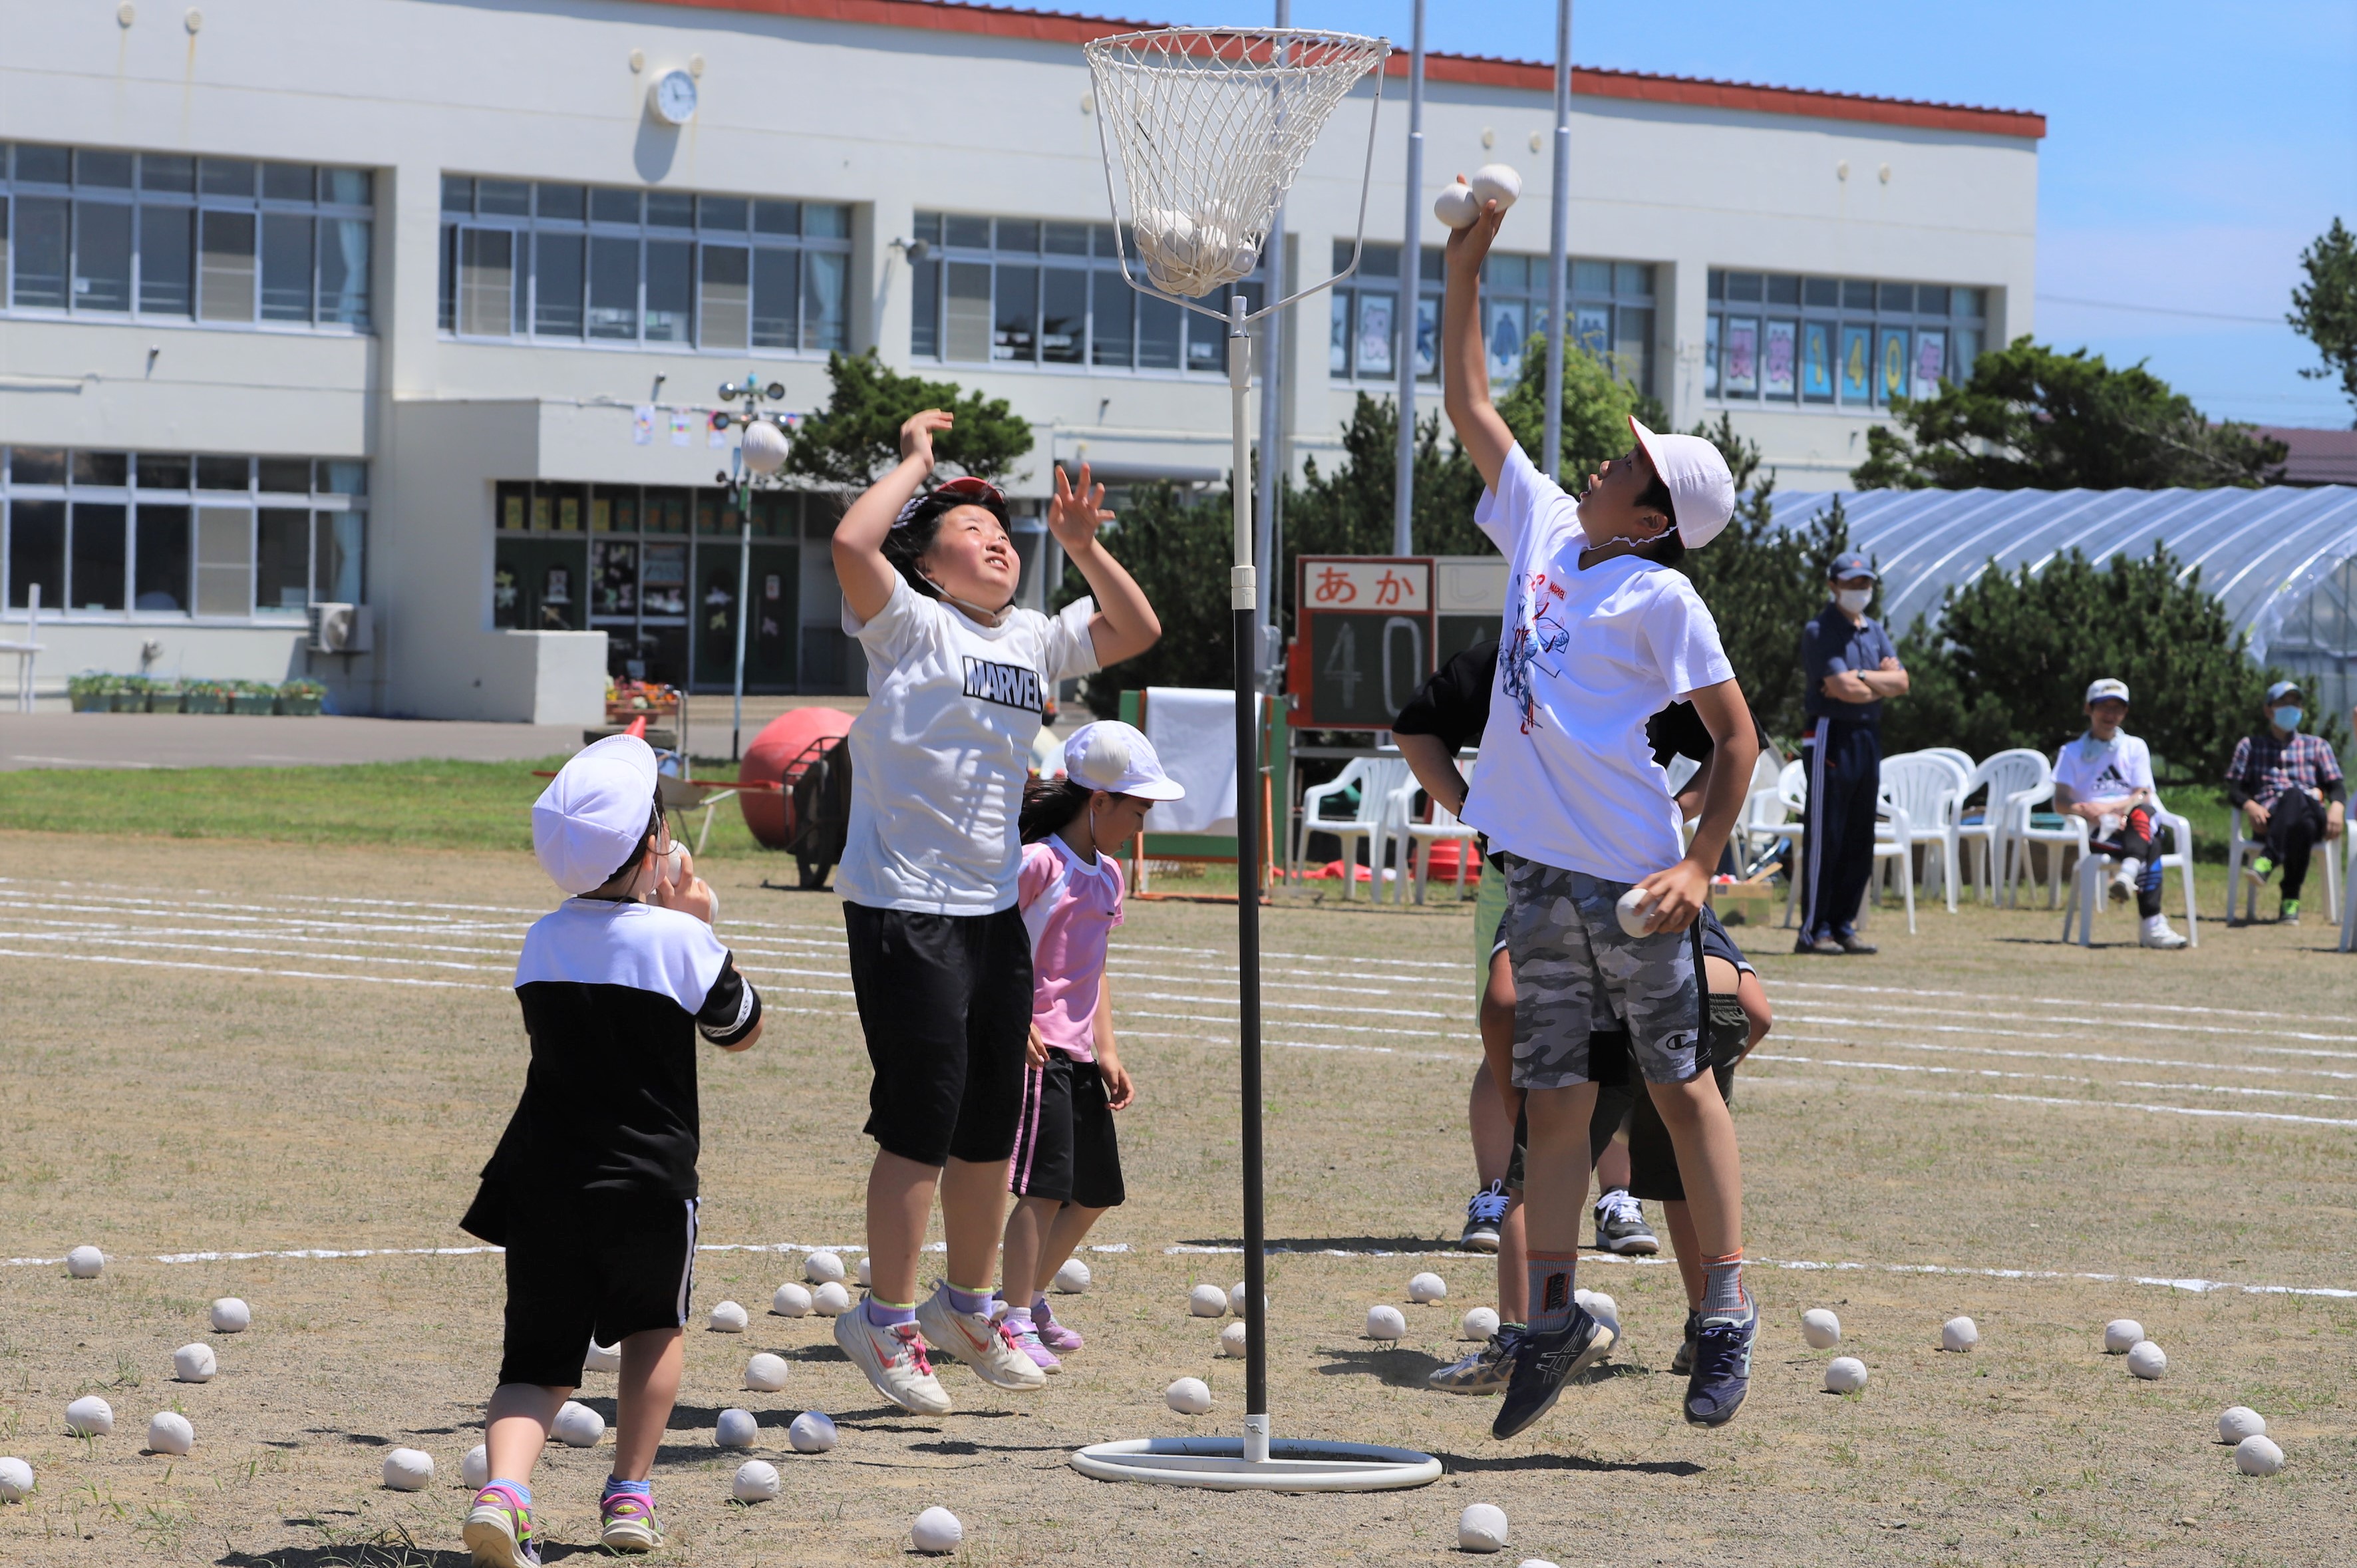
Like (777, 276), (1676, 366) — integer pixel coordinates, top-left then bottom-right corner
(1069, 1435), (1442, 1492)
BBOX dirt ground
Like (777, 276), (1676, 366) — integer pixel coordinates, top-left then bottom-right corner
(1, 832), (2352, 1567)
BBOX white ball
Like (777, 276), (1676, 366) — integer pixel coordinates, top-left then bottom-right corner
(1366, 1305), (1408, 1342)
(1433, 180), (1480, 230)
(1165, 1376), (1214, 1415)
(1823, 1356), (1869, 1394)
(1800, 1309), (1841, 1349)
(2218, 1406), (2267, 1444)
(1462, 1306), (1501, 1340)
(146, 1411), (194, 1456)
(1219, 1321), (1249, 1358)
(740, 419), (789, 476)
(583, 1340), (622, 1374)
(771, 1282), (813, 1318)
(1517, 1561), (1563, 1568)
(1229, 1280), (1256, 1316)
(812, 1281), (852, 1317)
(1458, 1502), (1511, 1553)
(804, 1251), (846, 1285)
(2235, 1434), (2285, 1476)
(381, 1446), (434, 1490)
(462, 1444), (489, 1490)
(1942, 1316), (1979, 1352)
(732, 1459), (781, 1502)
(551, 1400), (605, 1448)
(172, 1344), (217, 1382)
(788, 1410), (838, 1453)
(715, 1408), (760, 1450)
(1468, 163), (1524, 212)
(2127, 1340), (2167, 1380)
(1054, 1257), (1091, 1294)
(912, 1505), (965, 1554)
(65, 1246), (104, 1279)
(1615, 885), (1658, 937)
(1188, 1283), (1229, 1318)
(1573, 1290), (1619, 1336)
(1408, 1271), (1448, 1305)
(210, 1298), (251, 1334)
(710, 1300), (749, 1333)
(65, 1396), (114, 1436)
(744, 1352), (790, 1393)
(856, 1255), (872, 1288)
(0, 1456), (32, 1502)
(2102, 1318), (2144, 1354)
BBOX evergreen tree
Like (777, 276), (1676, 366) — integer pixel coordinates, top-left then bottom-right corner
(2289, 217), (2357, 426)
(786, 349), (1032, 488)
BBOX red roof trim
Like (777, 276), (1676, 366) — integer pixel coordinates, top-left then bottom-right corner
(631, 0), (2046, 140)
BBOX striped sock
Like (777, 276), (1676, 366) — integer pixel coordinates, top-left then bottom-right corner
(1527, 1251), (1577, 1334)
(1702, 1251), (1750, 1317)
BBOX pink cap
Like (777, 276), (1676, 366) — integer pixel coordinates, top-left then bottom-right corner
(1627, 414), (1736, 549)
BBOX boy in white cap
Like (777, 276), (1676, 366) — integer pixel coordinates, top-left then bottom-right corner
(1440, 190), (1764, 1438)
(2056, 677), (2187, 948)
(458, 736), (764, 1566)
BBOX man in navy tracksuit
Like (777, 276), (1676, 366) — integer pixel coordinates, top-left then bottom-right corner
(1797, 552), (1908, 955)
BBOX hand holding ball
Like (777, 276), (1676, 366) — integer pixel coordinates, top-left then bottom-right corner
(1616, 885), (1660, 937)
(1434, 180), (1480, 230)
(1468, 164), (1522, 212)
(381, 1447), (433, 1490)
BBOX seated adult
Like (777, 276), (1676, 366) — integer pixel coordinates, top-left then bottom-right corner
(2225, 679), (2346, 925)
(2052, 678), (2186, 949)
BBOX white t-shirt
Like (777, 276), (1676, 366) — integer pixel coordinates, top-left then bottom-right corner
(2053, 730), (2153, 820)
(1460, 443), (1734, 883)
(837, 576), (1100, 915)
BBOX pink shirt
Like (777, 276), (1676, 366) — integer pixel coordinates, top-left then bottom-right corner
(1016, 836), (1124, 1062)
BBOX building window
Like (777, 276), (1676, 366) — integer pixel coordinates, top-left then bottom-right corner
(1707, 271), (1986, 410)
(439, 178), (852, 353)
(1, 447), (366, 618)
(909, 212), (1263, 375)
(1329, 245), (1656, 396)
(0, 144), (373, 329)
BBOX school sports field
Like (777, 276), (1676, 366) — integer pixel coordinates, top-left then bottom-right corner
(1, 828), (2352, 1567)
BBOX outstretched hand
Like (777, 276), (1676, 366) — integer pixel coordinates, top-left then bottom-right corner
(1048, 462), (1116, 552)
(1443, 181), (1507, 267)
(900, 408), (953, 470)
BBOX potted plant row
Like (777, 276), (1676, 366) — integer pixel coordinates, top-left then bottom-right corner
(66, 675), (330, 714)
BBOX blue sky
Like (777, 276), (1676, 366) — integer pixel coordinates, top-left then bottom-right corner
(1150, 1), (2357, 428)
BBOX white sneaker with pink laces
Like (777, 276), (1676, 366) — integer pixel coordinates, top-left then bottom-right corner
(834, 1301), (952, 1415)
(915, 1283), (1047, 1390)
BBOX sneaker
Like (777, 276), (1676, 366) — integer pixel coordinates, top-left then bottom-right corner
(1035, 1310), (1084, 1354)
(1593, 1189), (1660, 1256)
(2247, 856), (2277, 886)
(2282, 899), (2302, 926)
(1796, 937), (1845, 956)
(2139, 913), (2189, 950)
(1461, 1180), (1510, 1253)
(462, 1484), (541, 1568)
(1683, 1308), (1756, 1427)
(834, 1303), (952, 1416)
(2109, 862), (2137, 903)
(915, 1283), (1048, 1392)
(1007, 1322), (1063, 1374)
(1490, 1306), (1615, 1440)
(1427, 1324), (1523, 1395)
(1836, 935), (1879, 955)
(599, 1491), (662, 1554)
(1668, 1310), (1702, 1377)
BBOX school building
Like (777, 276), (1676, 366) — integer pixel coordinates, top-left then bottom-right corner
(0, 0), (2042, 722)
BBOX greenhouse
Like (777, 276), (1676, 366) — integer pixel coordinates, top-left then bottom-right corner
(1774, 486), (2357, 720)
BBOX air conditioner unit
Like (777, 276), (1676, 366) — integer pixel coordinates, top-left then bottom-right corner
(307, 602), (373, 653)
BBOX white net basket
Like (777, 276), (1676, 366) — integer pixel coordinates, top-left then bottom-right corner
(1085, 29), (1389, 300)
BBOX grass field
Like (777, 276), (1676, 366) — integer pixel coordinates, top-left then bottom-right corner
(1, 826), (2352, 1568)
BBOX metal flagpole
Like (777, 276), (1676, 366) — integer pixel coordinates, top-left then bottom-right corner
(1252, 1), (1289, 685)
(1542, 0), (1573, 478)
(1392, 0), (1424, 557)
(732, 449), (752, 763)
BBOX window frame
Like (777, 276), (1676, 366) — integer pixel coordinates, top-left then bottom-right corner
(1705, 269), (1990, 413)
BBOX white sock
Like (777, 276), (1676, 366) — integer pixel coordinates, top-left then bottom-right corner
(1005, 1305), (1034, 1331)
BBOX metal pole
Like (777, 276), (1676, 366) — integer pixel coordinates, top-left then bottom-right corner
(1253, 0), (1289, 681)
(1228, 291), (1269, 1466)
(1393, 0), (1424, 556)
(1543, 0), (1573, 479)
(731, 451), (751, 764)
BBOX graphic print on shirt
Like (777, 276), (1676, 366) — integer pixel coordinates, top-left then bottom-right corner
(962, 657), (1044, 714)
(1501, 570), (1573, 734)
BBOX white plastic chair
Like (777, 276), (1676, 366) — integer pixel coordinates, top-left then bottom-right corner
(1295, 756), (1410, 902)
(1382, 772), (1482, 905)
(2003, 784), (2082, 909)
(1732, 751), (1796, 883)
(1775, 757), (1917, 935)
(2060, 790), (2199, 948)
(1923, 746), (1976, 784)
(2339, 832), (2357, 953)
(1880, 752), (1966, 912)
(1956, 749), (2051, 903)
(2224, 804), (2342, 925)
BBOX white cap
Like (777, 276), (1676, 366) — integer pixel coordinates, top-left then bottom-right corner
(1627, 414), (1737, 549)
(533, 734), (660, 894)
(2085, 677), (2130, 705)
(1062, 720), (1186, 801)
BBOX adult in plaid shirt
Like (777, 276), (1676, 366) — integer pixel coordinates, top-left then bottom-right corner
(2225, 679), (2346, 925)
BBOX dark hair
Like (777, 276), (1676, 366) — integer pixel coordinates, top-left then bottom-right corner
(881, 487), (1013, 601)
(598, 800), (665, 889)
(1020, 778), (1095, 844)
(1632, 473), (1682, 565)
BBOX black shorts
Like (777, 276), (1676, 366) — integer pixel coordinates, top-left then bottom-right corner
(1008, 1052), (1126, 1209)
(1507, 995), (1748, 1199)
(498, 1188), (699, 1388)
(846, 902), (1034, 1167)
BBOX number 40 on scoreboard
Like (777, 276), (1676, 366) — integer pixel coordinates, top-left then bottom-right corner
(1287, 556), (1434, 730)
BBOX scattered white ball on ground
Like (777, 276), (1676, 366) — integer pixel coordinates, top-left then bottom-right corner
(771, 1282), (813, 1317)
(1229, 1280), (1261, 1316)
(1516, 1561), (1561, 1568)
(1462, 1307), (1501, 1340)
(1467, 164), (1524, 212)
(912, 1505), (964, 1554)
(812, 1281), (852, 1316)
(1408, 1271), (1448, 1304)
(1800, 1309), (1841, 1349)
(804, 1251), (846, 1285)
(1219, 1321), (1249, 1358)
(2102, 1319), (2145, 1354)
(732, 1460), (780, 1502)
(709, 1300), (749, 1333)
(856, 1255), (872, 1288)
(65, 1246), (104, 1279)
(1942, 1316), (1979, 1352)
(0, 1456), (32, 1502)
(65, 1396), (114, 1436)
(2235, 1434), (2285, 1476)
(744, 1352), (790, 1393)
(551, 1400), (605, 1448)
(380, 1447), (433, 1490)
(1823, 1357), (1869, 1394)
(2218, 1406), (2267, 1444)
(583, 1340), (621, 1373)
(172, 1344), (218, 1382)
(788, 1410), (838, 1453)
(1188, 1283), (1229, 1318)
(146, 1412), (194, 1456)
(1054, 1257), (1091, 1293)
(1165, 1376), (1213, 1415)
(1615, 885), (1658, 937)
(210, 1298), (251, 1333)
(715, 1408), (760, 1450)
(1366, 1305), (1408, 1342)
(462, 1444), (489, 1490)
(1573, 1290), (1619, 1336)
(1433, 180), (1480, 230)
(1457, 1502), (1511, 1553)
(740, 418), (790, 476)
(2127, 1340), (2167, 1380)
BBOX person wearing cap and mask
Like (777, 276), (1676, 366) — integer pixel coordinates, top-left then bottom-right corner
(2053, 678), (2189, 949)
(1441, 188), (1764, 1437)
(1796, 553), (1909, 957)
(2225, 679), (2346, 925)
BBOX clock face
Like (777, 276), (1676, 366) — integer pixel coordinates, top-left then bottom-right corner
(652, 69), (698, 126)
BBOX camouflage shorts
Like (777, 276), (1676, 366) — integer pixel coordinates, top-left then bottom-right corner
(1501, 857), (1704, 1090)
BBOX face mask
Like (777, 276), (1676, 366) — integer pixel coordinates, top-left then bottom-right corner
(2274, 706), (2303, 731)
(1835, 588), (1872, 614)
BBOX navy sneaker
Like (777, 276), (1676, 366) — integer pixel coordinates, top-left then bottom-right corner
(1683, 1307), (1756, 1426)
(1668, 1310), (1702, 1377)
(1490, 1305), (1615, 1440)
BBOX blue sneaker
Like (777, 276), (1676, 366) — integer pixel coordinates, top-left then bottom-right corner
(1490, 1305), (1615, 1439)
(1683, 1308), (1756, 1426)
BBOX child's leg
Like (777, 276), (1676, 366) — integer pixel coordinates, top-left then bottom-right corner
(1660, 1201), (1704, 1307)
(484, 1383), (567, 1484)
(865, 1151), (943, 1307)
(1642, 1076), (1744, 1302)
(1594, 1136), (1631, 1194)
(999, 1194), (1060, 1311)
(1468, 1062), (1513, 1186)
(1521, 1079), (1603, 1315)
(939, 1157), (1011, 1299)
(1032, 1203), (1109, 1297)
(1496, 1192), (1527, 1320)
(609, 1327), (683, 1483)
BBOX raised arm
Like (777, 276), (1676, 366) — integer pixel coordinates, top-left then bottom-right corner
(1440, 193), (1515, 494)
(1048, 462), (1161, 667)
(832, 409), (950, 623)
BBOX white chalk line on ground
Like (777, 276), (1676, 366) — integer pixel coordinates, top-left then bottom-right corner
(1745, 1070), (2357, 1129)
(1751, 1050), (2357, 1107)
(1768, 976), (2357, 1028)
(1769, 1027), (2357, 1081)
(4, 1240), (1134, 1269)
